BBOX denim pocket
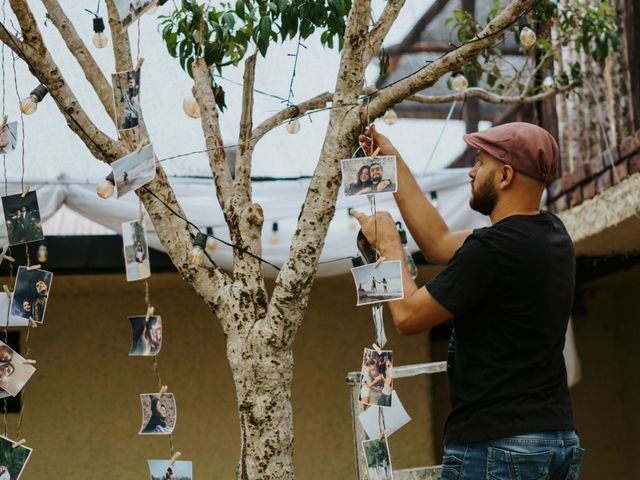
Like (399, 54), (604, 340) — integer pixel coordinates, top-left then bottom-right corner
(564, 447), (585, 480)
(487, 446), (553, 480)
(441, 454), (463, 480)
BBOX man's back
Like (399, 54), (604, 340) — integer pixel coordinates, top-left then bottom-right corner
(427, 211), (576, 444)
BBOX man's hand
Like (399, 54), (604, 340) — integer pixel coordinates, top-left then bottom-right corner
(350, 210), (402, 252)
(358, 124), (398, 157)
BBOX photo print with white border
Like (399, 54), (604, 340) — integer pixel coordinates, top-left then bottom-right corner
(359, 391), (411, 439)
(362, 436), (394, 480)
(0, 434), (33, 479)
(356, 230), (379, 265)
(122, 219), (151, 281)
(0, 292), (26, 328)
(129, 315), (162, 356)
(112, 144), (156, 198)
(341, 155), (397, 197)
(148, 459), (193, 480)
(0, 121), (17, 155)
(139, 393), (176, 435)
(114, 0), (158, 28)
(9, 266), (53, 324)
(112, 67), (142, 132)
(0, 340), (36, 397)
(351, 260), (404, 306)
(359, 347), (394, 408)
(1, 191), (44, 246)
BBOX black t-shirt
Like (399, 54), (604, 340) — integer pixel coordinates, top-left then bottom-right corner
(426, 211), (576, 445)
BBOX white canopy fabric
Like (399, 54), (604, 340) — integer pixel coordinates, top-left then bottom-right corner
(3, 168), (488, 277)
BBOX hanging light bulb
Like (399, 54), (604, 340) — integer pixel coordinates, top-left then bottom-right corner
(286, 118), (300, 134)
(190, 232), (207, 266)
(452, 74), (468, 92)
(92, 17), (108, 49)
(383, 108), (398, 125)
(37, 245), (48, 263)
(542, 76), (555, 92)
(19, 85), (48, 115)
(96, 173), (115, 199)
(269, 222), (279, 245)
(183, 96), (201, 119)
(205, 227), (217, 250)
(519, 26), (537, 49)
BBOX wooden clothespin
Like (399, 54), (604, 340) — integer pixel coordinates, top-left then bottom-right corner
(22, 359), (36, 365)
(21, 184), (30, 198)
(371, 147), (381, 158)
(12, 439), (26, 449)
(134, 139), (149, 154)
(372, 343), (382, 354)
(169, 451), (182, 465)
(27, 264), (41, 271)
(28, 317), (38, 328)
(378, 429), (387, 440)
(135, 57), (145, 71)
(158, 384), (168, 398)
(2, 255), (15, 263)
(145, 305), (155, 323)
(0, 115), (7, 129)
(374, 256), (386, 268)
(2, 285), (11, 296)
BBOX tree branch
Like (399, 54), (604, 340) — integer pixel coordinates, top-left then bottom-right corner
(363, 0), (406, 65)
(367, 0), (538, 119)
(406, 83), (579, 105)
(105, 0), (134, 72)
(234, 53), (257, 209)
(41, 0), (116, 122)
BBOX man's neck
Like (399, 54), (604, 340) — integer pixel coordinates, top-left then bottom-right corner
(489, 202), (540, 224)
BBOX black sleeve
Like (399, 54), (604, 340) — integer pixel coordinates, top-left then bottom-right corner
(425, 236), (495, 317)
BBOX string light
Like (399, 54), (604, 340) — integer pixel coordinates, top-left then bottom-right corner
(37, 244), (48, 263)
(182, 96), (200, 119)
(542, 75), (555, 92)
(452, 74), (468, 92)
(269, 222), (279, 245)
(205, 226), (217, 250)
(382, 108), (398, 125)
(190, 232), (207, 266)
(19, 85), (48, 115)
(96, 173), (115, 199)
(519, 26), (537, 49)
(286, 118), (300, 134)
(92, 17), (108, 49)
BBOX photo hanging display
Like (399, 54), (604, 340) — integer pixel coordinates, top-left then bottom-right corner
(112, 67), (142, 132)
(0, 121), (18, 155)
(9, 266), (53, 325)
(358, 347), (394, 408)
(358, 391), (411, 440)
(341, 155), (397, 197)
(0, 340), (36, 397)
(139, 393), (176, 435)
(114, 0), (158, 28)
(351, 260), (404, 306)
(112, 144), (156, 198)
(1, 191), (44, 246)
(148, 460), (193, 480)
(0, 435), (33, 479)
(122, 219), (151, 281)
(129, 315), (162, 356)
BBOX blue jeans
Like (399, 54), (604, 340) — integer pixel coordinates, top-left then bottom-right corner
(441, 431), (584, 480)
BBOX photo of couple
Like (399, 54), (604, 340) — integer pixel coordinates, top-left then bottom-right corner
(112, 144), (156, 199)
(0, 435), (32, 479)
(139, 393), (176, 435)
(358, 348), (394, 407)
(0, 341), (36, 397)
(1, 191), (44, 246)
(122, 219), (151, 281)
(9, 266), (53, 325)
(341, 155), (397, 197)
(112, 67), (142, 131)
(351, 260), (404, 306)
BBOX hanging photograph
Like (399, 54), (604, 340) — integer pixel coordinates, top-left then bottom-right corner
(9, 266), (53, 324)
(358, 347), (394, 407)
(122, 219), (151, 281)
(112, 144), (156, 198)
(341, 155), (397, 196)
(0, 435), (33, 479)
(351, 260), (404, 306)
(0, 121), (17, 155)
(139, 393), (176, 435)
(0, 340), (36, 397)
(373, 305), (387, 348)
(1, 191), (44, 246)
(112, 67), (141, 131)
(0, 292), (26, 328)
(129, 315), (162, 356)
(357, 229), (379, 264)
(114, 0), (159, 28)
(359, 391), (411, 440)
(148, 460), (193, 480)
(361, 437), (394, 480)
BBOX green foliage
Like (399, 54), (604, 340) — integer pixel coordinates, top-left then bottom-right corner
(159, 0), (352, 109)
(364, 439), (389, 468)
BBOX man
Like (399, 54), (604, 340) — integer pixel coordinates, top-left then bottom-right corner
(0, 465), (10, 480)
(122, 74), (139, 130)
(353, 122), (583, 479)
(369, 162), (395, 193)
(33, 279), (49, 323)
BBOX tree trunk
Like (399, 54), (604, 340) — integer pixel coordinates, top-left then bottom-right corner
(226, 319), (296, 479)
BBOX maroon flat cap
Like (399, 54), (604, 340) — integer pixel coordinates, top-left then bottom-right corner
(463, 122), (559, 184)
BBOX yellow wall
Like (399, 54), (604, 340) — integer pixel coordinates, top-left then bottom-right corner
(9, 269), (435, 478)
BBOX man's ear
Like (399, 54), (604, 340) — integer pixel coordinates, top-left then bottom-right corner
(499, 164), (515, 188)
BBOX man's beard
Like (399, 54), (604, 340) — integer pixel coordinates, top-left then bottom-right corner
(371, 175), (382, 183)
(469, 173), (498, 216)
